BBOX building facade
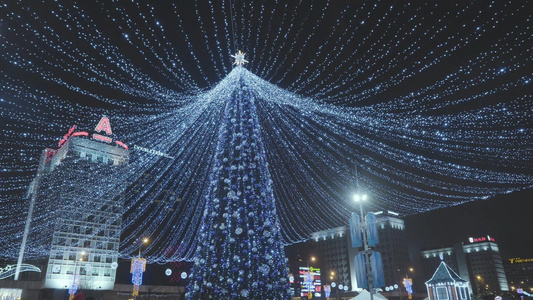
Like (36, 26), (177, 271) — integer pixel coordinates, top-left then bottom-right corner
(373, 211), (411, 288)
(421, 236), (509, 295)
(503, 257), (533, 292)
(25, 117), (129, 291)
(286, 210), (411, 297)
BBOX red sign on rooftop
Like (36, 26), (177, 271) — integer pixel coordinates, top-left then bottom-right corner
(56, 116), (128, 151)
(468, 235), (495, 243)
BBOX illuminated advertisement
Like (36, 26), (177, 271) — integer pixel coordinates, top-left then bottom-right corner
(468, 235), (495, 243)
(509, 257), (533, 264)
(56, 116), (128, 154)
(299, 266), (322, 298)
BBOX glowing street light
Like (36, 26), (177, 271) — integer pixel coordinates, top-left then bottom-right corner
(132, 237), (149, 300)
(68, 251), (86, 300)
(138, 237), (149, 257)
(353, 193), (368, 202)
(299, 256), (317, 298)
(476, 275), (483, 294)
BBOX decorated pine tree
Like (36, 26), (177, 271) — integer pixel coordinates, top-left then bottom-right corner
(186, 66), (290, 299)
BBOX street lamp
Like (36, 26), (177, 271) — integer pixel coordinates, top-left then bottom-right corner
(403, 268), (414, 300)
(68, 251), (86, 300)
(132, 238), (149, 300)
(138, 237), (149, 257)
(476, 275), (483, 295)
(329, 271), (339, 300)
(353, 192), (374, 300)
(298, 256), (316, 299)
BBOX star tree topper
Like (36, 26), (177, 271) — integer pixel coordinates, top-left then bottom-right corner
(231, 50), (249, 66)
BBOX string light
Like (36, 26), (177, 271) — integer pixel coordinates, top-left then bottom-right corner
(0, 1), (531, 267)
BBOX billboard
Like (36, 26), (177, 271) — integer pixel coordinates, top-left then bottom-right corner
(299, 266), (322, 298)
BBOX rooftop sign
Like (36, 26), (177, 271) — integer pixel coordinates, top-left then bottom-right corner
(468, 235), (495, 243)
(509, 258), (533, 264)
(58, 116), (128, 150)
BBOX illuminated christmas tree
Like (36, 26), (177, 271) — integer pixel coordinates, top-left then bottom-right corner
(186, 66), (290, 299)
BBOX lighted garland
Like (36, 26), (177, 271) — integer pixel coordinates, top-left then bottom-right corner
(0, 0), (531, 264)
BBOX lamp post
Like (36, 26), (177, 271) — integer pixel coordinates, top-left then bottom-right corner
(398, 268), (403, 300)
(132, 237), (149, 300)
(69, 251), (86, 300)
(299, 256), (316, 299)
(138, 237), (149, 258)
(353, 192), (374, 300)
(402, 268), (414, 300)
(476, 275), (482, 295)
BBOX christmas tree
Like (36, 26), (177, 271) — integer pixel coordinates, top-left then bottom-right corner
(186, 66), (290, 299)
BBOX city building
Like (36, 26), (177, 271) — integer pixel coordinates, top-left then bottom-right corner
(421, 236), (509, 295)
(285, 226), (349, 298)
(285, 210), (411, 298)
(311, 226), (351, 290)
(23, 117), (129, 291)
(373, 211), (411, 288)
(504, 257), (533, 292)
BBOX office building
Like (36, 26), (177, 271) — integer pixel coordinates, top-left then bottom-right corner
(286, 210), (411, 297)
(373, 211), (410, 287)
(421, 236), (509, 295)
(503, 257), (533, 291)
(25, 117), (129, 291)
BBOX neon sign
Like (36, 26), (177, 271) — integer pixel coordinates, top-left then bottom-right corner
(54, 117), (128, 152)
(468, 235), (495, 243)
(509, 258), (533, 264)
(58, 125), (77, 148)
(298, 266), (321, 298)
(95, 116), (112, 135)
(93, 133), (112, 143)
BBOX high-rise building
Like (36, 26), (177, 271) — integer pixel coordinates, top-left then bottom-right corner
(373, 211), (410, 287)
(24, 117), (129, 291)
(504, 257), (533, 292)
(311, 226), (351, 289)
(421, 236), (509, 295)
(286, 210), (411, 296)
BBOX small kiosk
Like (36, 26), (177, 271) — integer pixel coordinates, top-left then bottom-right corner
(425, 261), (471, 300)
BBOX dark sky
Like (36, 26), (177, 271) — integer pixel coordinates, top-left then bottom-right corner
(404, 187), (533, 260)
(1, 0), (532, 262)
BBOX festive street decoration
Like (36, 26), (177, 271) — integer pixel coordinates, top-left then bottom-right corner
(0, 1), (531, 266)
(186, 69), (290, 299)
(426, 261), (470, 300)
(131, 257), (147, 297)
(68, 274), (81, 300)
(0, 264), (40, 280)
(404, 277), (413, 299)
(231, 50), (249, 66)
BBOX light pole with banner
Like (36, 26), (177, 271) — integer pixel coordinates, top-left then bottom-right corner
(349, 170), (385, 300)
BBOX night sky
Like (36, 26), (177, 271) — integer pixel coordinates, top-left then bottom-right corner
(405, 187), (533, 260)
(0, 0), (532, 262)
